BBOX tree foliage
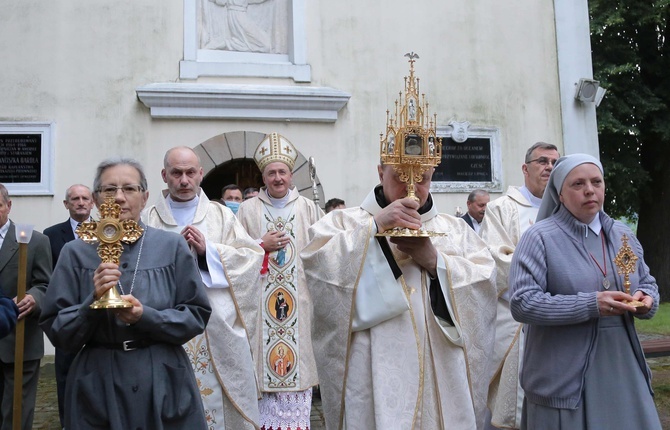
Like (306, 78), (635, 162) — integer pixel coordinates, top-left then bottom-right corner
(590, 0), (670, 299)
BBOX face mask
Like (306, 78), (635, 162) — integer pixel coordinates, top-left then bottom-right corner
(225, 201), (240, 215)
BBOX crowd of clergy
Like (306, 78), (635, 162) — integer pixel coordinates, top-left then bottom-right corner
(0, 135), (662, 430)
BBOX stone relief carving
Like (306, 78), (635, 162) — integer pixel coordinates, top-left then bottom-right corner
(199, 0), (288, 54)
(449, 120), (471, 143)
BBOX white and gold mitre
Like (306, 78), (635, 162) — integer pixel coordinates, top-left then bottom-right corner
(254, 132), (299, 172)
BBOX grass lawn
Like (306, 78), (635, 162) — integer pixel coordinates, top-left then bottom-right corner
(636, 302), (670, 335)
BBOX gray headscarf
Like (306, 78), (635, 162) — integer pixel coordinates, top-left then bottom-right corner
(536, 153), (604, 222)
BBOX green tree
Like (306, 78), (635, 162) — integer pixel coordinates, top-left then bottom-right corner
(590, 0), (670, 300)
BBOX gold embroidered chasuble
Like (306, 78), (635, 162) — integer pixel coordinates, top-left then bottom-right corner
(236, 187), (322, 393)
(144, 190), (264, 430)
(480, 185), (538, 429)
(300, 190), (497, 430)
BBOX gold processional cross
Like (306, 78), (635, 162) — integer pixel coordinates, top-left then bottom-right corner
(76, 196), (144, 309)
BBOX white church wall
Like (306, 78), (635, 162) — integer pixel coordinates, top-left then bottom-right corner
(0, 0), (568, 229)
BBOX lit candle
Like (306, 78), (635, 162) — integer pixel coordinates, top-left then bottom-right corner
(15, 224), (34, 244)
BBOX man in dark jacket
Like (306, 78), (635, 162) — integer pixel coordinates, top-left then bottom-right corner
(42, 184), (94, 428)
(0, 183), (52, 430)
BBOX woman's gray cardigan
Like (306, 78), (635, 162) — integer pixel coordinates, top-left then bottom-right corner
(509, 204), (658, 409)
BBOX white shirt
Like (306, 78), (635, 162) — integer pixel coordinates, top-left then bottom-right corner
(466, 213), (482, 235)
(69, 217), (92, 239)
(587, 215), (603, 237)
(0, 220), (10, 249)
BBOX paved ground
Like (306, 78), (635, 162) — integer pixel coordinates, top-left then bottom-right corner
(32, 356), (325, 429)
(31, 352), (670, 429)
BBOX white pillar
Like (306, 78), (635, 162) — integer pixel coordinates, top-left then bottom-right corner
(554, 0), (600, 157)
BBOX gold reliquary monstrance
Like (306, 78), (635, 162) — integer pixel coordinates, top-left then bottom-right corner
(76, 196), (144, 309)
(614, 234), (645, 308)
(377, 52), (445, 237)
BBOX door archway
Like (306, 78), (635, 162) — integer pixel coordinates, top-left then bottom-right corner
(201, 158), (262, 201)
(196, 131), (324, 206)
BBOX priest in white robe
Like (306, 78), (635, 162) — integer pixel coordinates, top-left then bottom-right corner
(480, 142), (559, 429)
(301, 163), (497, 430)
(143, 146), (264, 430)
(236, 133), (323, 430)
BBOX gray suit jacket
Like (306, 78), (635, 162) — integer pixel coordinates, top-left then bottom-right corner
(0, 222), (52, 362)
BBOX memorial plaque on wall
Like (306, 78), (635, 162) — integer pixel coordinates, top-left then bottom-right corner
(0, 134), (42, 184)
(433, 137), (492, 182)
(0, 134), (42, 183)
(0, 122), (53, 195)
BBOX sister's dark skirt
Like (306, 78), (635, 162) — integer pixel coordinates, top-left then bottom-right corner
(521, 316), (661, 430)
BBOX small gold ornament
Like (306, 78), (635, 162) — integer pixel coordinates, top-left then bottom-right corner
(77, 196), (144, 309)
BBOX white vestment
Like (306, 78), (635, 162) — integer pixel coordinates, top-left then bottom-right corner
(236, 187), (323, 394)
(301, 189), (497, 430)
(480, 186), (538, 429)
(144, 190), (264, 430)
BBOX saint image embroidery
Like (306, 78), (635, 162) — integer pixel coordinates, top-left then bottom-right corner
(271, 242), (294, 269)
(267, 287), (295, 324)
(275, 291), (289, 321)
(268, 342), (296, 380)
(260, 208), (302, 390)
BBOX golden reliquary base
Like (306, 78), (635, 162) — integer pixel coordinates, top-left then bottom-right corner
(625, 299), (646, 308)
(376, 227), (447, 238)
(90, 287), (133, 309)
(90, 297), (133, 309)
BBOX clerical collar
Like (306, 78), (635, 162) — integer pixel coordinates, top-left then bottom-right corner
(519, 186), (543, 208)
(374, 185), (433, 214)
(167, 194), (199, 226)
(265, 188), (291, 209)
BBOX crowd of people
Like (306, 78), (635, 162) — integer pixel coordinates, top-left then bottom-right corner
(0, 136), (662, 430)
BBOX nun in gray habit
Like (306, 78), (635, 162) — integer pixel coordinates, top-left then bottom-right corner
(40, 158), (212, 430)
(509, 153), (661, 429)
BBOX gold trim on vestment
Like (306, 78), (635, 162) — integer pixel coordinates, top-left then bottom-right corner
(442, 257), (479, 417)
(422, 275), (446, 430)
(338, 217), (375, 430)
(400, 274), (423, 429)
(488, 324), (522, 386)
(205, 331), (261, 428)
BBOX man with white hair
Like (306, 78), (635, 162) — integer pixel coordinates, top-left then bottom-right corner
(0, 184), (51, 430)
(43, 183), (94, 428)
(301, 160), (497, 429)
(237, 133), (323, 430)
